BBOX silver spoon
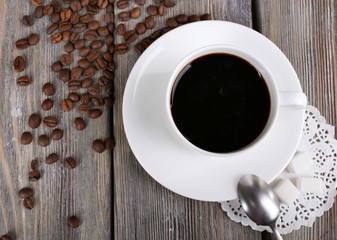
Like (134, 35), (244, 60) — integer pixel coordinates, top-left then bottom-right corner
(237, 174), (283, 240)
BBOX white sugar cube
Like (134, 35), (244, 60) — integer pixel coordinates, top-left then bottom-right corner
(287, 152), (312, 174)
(273, 179), (300, 205)
(296, 177), (324, 194)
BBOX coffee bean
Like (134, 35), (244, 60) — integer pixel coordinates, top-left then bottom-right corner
(141, 37), (153, 48)
(38, 135), (50, 147)
(62, 98), (73, 111)
(69, 92), (80, 102)
(28, 33), (39, 46)
(43, 5), (54, 16)
(16, 39), (29, 50)
(162, 26), (173, 34)
(51, 0), (62, 12)
(158, 4), (166, 16)
(60, 69), (71, 82)
(134, 43), (145, 55)
(0, 235), (12, 240)
(29, 170), (41, 182)
(106, 81), (114, 94)
(46, 23), (58, 35)
(79, 46), (91, 57)
(70, 32), (80, 43)
(42, 99), (54, 111)
(144, 16), (154, 29)
(68, 80), (81, 90)
(131, 7), (141, 19)
(68, 216), (80, 228)
(103, 52), (113, 62)
(81, 78), (93, 88)
(150, 29), (162, 40)
(28, 114), (41, 129)
(22, 15), (34, 27)
(14, 56), (25, 72)
(201, 13), (212, 20)
(74, 22), (87, 33)
(103, 70), (114, 80)
(30, 0), (42, 6)
(105, 12), (114, 24)
(17, 76), (31, 86)
(147, 5), (158, 16)
(31, 159), (39, 171)
(23, 198), (34, 210)
(117, 24), (126, 35)
(50, 12), (60, 23)
(89, 109), (102, 119)
(52, 61), (62, 72)
(98, 0), (108, 8)
(34, 6), (44, 18)
(188, 15), (200, 22)
(87, 4), (99, 15)
(124, 30), (137, 43)
(81, 0), (90, 7)
(64, 0), (71, 3)
(115, 44), (128, 55)
(63, 31), (71, 43)
(52, 128), (63, 140)
(106, 62), (114, 72)
(61, 8), (72, 21)
(65, 157), (77, 169)
(118, 12), (130, 22)
(98, 76), (109, 87)
(21, 132), (33, 145)
(70, 12), (80, 24)
(117, 0), (128, 9)
(18, 187), (33, 198)
(80, 13), (94, 24)
(62, 43), (73, 54)
(74, 117), (86, 130)
(164, 0), (175, 7)
(43, 83), (55, 96)
(61, 54), (71, 66)
(93, 139), (105, 152)
(105, 138), (115, 149)
(84, 66), (96, 77)
(135, 0), (145, 5)
(71, 67), (82, 80)
(105, 35), (114, 46)
(88, 20), (100, 30)
(74, 39), (85, 50)
(84, 30), (98, 40)
(46, 153), (59, 164)
(71, 0), (82, 12)
(51, 33), (63, 44)
(176, 14), (188, 24)
(80, 93), (90, 104)
(106, 3), (113, 12)
(78, 104), (90, 114)
(87, 50), (100, 62)
(91, 40), (103, 49)
(88, 85), (100, 96)
(97, 27), (109, 37)
(94, 58), (105, 70)
(59, 21), (73, 31)
(104, 97), (114, 108)
(155, 0), (163, 3)
(166, 18), (178, 28)
(43, 116), (58, 128)
(91, 97), (104, 106)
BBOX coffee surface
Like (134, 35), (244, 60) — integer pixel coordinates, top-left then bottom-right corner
(171, 53), (271, 153)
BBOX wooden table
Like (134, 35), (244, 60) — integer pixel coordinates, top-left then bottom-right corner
(0, 0), (336, 239)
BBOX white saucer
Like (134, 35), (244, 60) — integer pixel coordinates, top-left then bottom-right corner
(123, 21), (305, 201)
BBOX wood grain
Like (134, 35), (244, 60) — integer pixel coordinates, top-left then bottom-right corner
(0, 1), (111, 239)
(256, 0), (337, 239)
(113, 0), (260, 240)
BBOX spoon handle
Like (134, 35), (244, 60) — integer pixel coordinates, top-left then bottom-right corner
(271, 226), (283, 240)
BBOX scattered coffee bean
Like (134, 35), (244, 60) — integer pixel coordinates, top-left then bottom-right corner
(21, 132), (33, 145)
(34, 6), (44, 18)
(42, 99), (54, 111)
(91, 40), (103, 49)
(52, 62), (62, 72)
(28, 33), (39, 46)
(43, 5), (54, 16)
(131, 7), (141, 19)
(147, 5), (158, 16)
(106, 2), (113, 12)
(105, 12), (114, 24)
(51, 0), (62, 12)
(93, 139), (106, 153)
(18, 187), (33, 198)
(14, 56), (25, 72)
(65, 157), (77, 169)
(47, 23), (58, 35)
(79, 46), (91, 57)
(63, 31), (71, 42)
(80, 13), (93, 23)
(60, 69), (71, 82)
(50, 12), (61, 23)
(74, 39), (85, 50)
(106, 81), (114, 94)
(28, 114), (41, 129)
(135, 0), (145, 5)
(69, 92), (80, 102)
(89, 109), (102, 119)
(31, 159), (39, 170)
(98, 0), (109, 8)
(104, 97), (114, 108)
(83, 66), (96, 77)
(155, 0), (163, 3)
(62, 99), (73, 112)
(46, 153), (59, 164)
(81, 78), (93, 88)
(77, 59), (89, 69)
(117, 24), (126, 35)
(59, 21), (73, 31)
(97, 27), (109, 37)
(87, 49), (100, 62)
(94, 58), (106, 70)
(116, 44), (128, 55)
(134, 42), (145, 55)
(23, 198), (34, 210)
(64, 0), (71, 3)
(166, 18), (178, 28)
(118, 11), (130, 22)
(201, 13), (212, 20)
(70, 12), (80, 24)
(108, 44), (115, 54)
(81, 0), (90, 7)
(74, 22), (87, 33)
(43, 116), (58, 128)
(103, 52), (113, 62)
(103, 70), (114, 80)
(71, 33), (81, 43)
(134, 23), (145, 35)
(22, 15), (34, 27)
(64, 42), (75, 53)
(91, 97), (104, 106)
(71, 67), (83, 80)
(16, 39), (29, 50)
(105, 138), (115, 149)
(71, 0), (82, 12)
(68, 216), (80, 228)
(106, 62), (114, 72)
(158, 4), (166, 16)
(52, 128), (63, 140)
(30, 0), (42, 6)
(88, 85), (100, 96)
(80, 93), (90, 104)
(17, 76), (31, 86)
(144, 16), (154, 29)
(124, 30), (137, 43)
(29, 170), (41, 182)
(117, 0), (128, 9)
(176, 14), (188, 24)
(68, 80), (81, 90)
(84, 30), (98, 40)
(78, 104), (90, 114)
(88, 20), (100, 30)
(43, 83), (55, 96)
(50, 33), (63, 44)
(141, 37), (153, 48)
(60, 54), (71, 66)
(74, 117), (86, 130)
(38, 135), (50, 147)
(188, 15), (200, 22)
(60, 8), (72, 21)
(105, 35), (114, 46)
(0, 235), (12, 240)
(150, 29), (162, 40)
(164, 0), (175, 7)
(108, 23), (115, 33)
(98, 76), (109, 87)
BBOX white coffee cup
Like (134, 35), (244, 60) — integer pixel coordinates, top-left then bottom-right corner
(165, 44), (307, 157)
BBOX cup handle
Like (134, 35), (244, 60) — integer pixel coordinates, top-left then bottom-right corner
(279, 91), (307, 108)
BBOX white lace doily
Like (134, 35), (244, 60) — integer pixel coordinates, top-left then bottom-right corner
(221, 105), (337, 234)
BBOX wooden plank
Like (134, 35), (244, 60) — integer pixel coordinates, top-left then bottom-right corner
(113, 0), (261, 240)
(256, 0), (337, 239)
(0, 1), (111, 239)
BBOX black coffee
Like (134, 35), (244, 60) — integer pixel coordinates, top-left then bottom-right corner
(171, 53), (271, 153)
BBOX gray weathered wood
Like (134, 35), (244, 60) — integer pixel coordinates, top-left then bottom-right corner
(257, 0), (337, 239)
